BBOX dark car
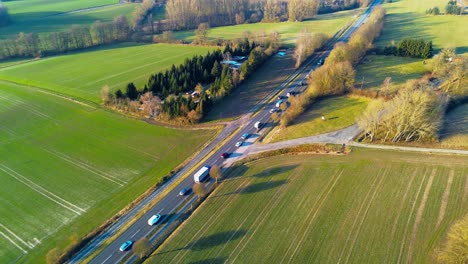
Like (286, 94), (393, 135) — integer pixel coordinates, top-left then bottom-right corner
(221, 152), (230, 159)
(179, 187), (191, 196)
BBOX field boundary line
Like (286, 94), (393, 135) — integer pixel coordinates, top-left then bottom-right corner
(168, 179), (252, 263)
(0, 223), (32, 249)
(384, 169), (418, 263)
(44, 149), (126, 186)
(436, 169), (454, 228)
(228, 168), (299, 263)
(0, 164), (85, 215)
(343, 168), (388, 263)
(396, 168), (428, 263)
(336, 168), (383, 264)
(464, 170), (468, 203)
(0, 230), (27, 254)
(405, 168), (436, 264)
(284, 170), (344, 264)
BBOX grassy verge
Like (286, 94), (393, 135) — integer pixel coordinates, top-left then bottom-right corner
(264, 96), (369, 143)
(354, 55), (429, 90)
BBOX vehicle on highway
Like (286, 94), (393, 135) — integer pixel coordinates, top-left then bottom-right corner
(317, 58), (324, 65)
(241, 133), (249, 140)
(269, 108), (280, 114)
(119, 240), (133, 252)
(147, 214), (161, 226)
(235, 141), (243, 147)
(276, 99), (284, 108)
(221, 152), (230, 159)
(179, 187), (191, 195)
(254, 121), (263, 131)
(194, 165), (211, 183)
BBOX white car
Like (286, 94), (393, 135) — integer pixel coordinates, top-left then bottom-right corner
(235, 141), (243, 147)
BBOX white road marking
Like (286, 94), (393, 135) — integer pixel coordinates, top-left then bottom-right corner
(130, 229), (141, 238)
(102, 254), (113, 264)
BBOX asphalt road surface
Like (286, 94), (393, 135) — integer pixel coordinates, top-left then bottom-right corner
(71, 1), (382, 263)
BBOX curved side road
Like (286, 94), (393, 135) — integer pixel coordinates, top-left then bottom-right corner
(246, 124), (468, 156)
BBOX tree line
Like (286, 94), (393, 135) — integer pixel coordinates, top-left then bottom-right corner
(160, 0), (366, 32)
(0, 1), (161, 60)
(0, 4), (10, 27)
(358, 48), (467, 143)
(0, 16), (130, 60)
(293, 29), (328, 68)
(279, 6), (385, 127)
(427, 1), (464, 15)
(105, 33), (280, 124)
(379, 38), (433, 59)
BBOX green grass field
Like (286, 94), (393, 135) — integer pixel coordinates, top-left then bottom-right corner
(150, 149), (468, 263)
(0, 43), (216, 103)
(375, 0), (468, 53)
(440, 104), (468, 149)
(264, 96), (369, 143)
(169, 9), (359, 47)
(0, 82), (216, 263)
(0, 3), (138, 38)
(354, 55), (429, 90)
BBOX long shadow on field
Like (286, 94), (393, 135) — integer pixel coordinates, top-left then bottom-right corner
(188, 230), (247, 251)
(240, 179), (288, 194)
(250, 165), (298, 178)
(188, 258), (226, 264)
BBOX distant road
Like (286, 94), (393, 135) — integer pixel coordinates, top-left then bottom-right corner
(70, 1), (383, 263)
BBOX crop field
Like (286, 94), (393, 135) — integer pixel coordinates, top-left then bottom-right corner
(0, 43), (216, 103)
(440, 104), (468, 149)
(0, 3), (138, 38)
(169, 9), (359, 47)
(264, 96), (369, 143)
(0, 82), (217, 263)
(150, 149), (468, 264)
(375, 0), (468, 53)
(355, 55), (429, 90)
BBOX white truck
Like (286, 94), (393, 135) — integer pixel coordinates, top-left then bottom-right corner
(194, 165), (211, 183)
(254, 121), (262, 131)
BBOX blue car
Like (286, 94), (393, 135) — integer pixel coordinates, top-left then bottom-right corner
(147, 214), (161, 226)
(119, 240), (133, 252)
(241, 133), (249, 140)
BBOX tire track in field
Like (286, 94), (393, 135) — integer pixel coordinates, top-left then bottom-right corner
(80, 51), (195, 88)
(436, 170), (454, 228)
(281, 170), (344, 264)
(168, 179), (252, 263)
(0, 94), (53, 120)
(336, 169), (385, 264)
(405, 168), (436, 264)
(281, 169), (343, 264)
(343, 169), (388, 264)
(227, 169), (299, 263)
(0, 164), (85, 215)
(396, 168), (428, 264)
(383, 169), (418, 263)
(464, 170), (468, 203)
(0, 230), (27, 254)
(0, 223), (33, 250)
(44, 148), (126, 186)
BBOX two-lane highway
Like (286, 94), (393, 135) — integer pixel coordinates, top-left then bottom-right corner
(77, 2), (382, 263)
